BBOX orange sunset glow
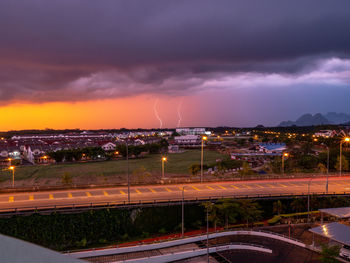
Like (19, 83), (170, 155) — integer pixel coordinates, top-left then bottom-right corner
(0, 96), (196, 130)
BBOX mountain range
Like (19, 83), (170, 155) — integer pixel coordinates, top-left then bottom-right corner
(279, 112), (350, 127)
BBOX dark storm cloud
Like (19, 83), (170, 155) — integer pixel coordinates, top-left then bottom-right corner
(1, 0), (350, 103)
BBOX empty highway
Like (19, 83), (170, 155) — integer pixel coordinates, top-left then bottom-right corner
(0, 176), (350, 212)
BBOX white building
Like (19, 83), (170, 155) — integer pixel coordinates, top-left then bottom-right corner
(314, 130), (336, 138)
(174, 135), (201, 145)
(101, 142), (116, 151)
(176, 128), (211, 136)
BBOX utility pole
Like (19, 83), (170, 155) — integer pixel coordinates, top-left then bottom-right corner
(201, 136), (207, 183)
(126, 141), (130, 203)
(182, 186), (185, 238)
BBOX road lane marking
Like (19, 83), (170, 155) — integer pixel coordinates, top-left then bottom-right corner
(277, 183), (287, 187)
(149, 188), (157, 193)
(120, 190), (126, 195)
(86, 192), (92, 197)
(288, 183), (298, 187)
(254, 184), (264, 188)
(191, 186), (201, 191)
(178, 186), (187, 191)
(266, 184), (276, 188)
(230, 185), (239, 189)
(49, 194), (54, 199)
(165, 187), (172, 192)
(68, 193), (73, 198)
(9, 196), (14, 202)
(218, 185), (227, 190)
(103, 191), (109, 196)
(242, 184), (252, 189)
(206, 186), (215, 190)
(135, 189), (141, 194)
(29, 195), (34, 201)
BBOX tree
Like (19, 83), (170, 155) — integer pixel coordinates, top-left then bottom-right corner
(317, 163), (327, 174)
(237, 199), (262, 226)
(215, 199), (239, 229)
(335, 155), (349, 171)
(320, 244), (340, 263)
(297, 155), (319, 170)
(201, 202), (221, 232)
(273, 200), (283, 215)
(239, 162), (253, 176)
(189, 164), (201, 177)
(291, 198), (305, 213)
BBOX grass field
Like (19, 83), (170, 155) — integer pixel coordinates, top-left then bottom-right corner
(0, 150), (227, 185)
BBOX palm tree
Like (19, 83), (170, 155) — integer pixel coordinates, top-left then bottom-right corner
(215, 199), (239, 229)
(201, 202), (221, 232)
(237, 199), (262, 227)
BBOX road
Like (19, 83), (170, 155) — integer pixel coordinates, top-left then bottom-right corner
(1, 176), (350, 211)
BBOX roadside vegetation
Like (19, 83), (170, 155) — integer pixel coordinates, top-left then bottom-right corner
(0, 196), (349, 251)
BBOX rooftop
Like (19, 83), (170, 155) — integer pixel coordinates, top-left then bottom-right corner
(319, 206), (350, 219)
(309, 222), (350, 246)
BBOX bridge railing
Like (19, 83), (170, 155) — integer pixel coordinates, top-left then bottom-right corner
(0, 191), (349, 215)
(0, 172), (348, 194)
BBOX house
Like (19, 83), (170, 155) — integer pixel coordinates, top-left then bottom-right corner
(258, 143), (286, 153)
(100, 142), (116, 151)
(168, 145), (180, 153)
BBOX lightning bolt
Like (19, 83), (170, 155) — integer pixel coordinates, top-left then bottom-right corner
(153, 99), (163, 129)
(177, 100), (183, 128)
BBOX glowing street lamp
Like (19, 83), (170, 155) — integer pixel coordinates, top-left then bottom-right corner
(201, 136), (207, 183)
(281, 152), (289, 175)
(161, 156), (167, 180)
(340, 137), (350, 176)
(9, 166), (15, 188)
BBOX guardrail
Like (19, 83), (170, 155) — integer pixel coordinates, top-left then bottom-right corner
(1, 191), (349, 216)
(0, 173), (348, 194)
(115, 244), (272, 263)
(68, 230), (301, 259)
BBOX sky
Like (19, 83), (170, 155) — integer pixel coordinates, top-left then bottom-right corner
(1, 0), (350, 130)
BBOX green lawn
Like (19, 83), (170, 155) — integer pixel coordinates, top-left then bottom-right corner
(0, 150), (227, 183)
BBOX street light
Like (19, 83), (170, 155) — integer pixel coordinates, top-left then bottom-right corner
(161, 157), (167, 180)
(340, 137), (350, 177)
(281, 152), (289, 175)
(321, 144), (330, 193)
(9, 166), (15, 188)
(201, 136), (208, 183)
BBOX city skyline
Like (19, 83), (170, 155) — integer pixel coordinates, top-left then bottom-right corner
(1, 0), (350, 130)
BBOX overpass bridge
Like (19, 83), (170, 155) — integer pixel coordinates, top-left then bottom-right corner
(0, 176), (350, 216)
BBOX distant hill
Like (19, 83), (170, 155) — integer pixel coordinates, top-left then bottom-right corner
(324, 112), (350, 124)
(279, 112), (350, 127)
